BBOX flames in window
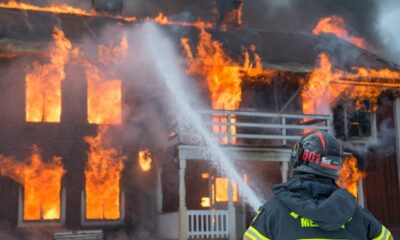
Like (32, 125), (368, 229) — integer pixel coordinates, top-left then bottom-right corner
(0, 146), (65, 221)
(84, 32), (127, 125)
(138, 149), (152, 172)
(85, 62), (123, 125)
(84, 126), (126, 220)
(215, 177), (238, 202)
(25, 27), (72, 123)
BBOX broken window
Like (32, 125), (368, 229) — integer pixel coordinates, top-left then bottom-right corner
(334, 101), (377, 142)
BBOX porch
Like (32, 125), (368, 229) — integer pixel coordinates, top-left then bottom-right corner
(158, 109), (333, 240)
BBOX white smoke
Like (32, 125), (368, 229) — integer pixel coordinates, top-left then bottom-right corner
(377, 0), (400, 64)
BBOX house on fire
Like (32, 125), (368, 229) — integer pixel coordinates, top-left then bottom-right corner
(0, 1), (399, 240)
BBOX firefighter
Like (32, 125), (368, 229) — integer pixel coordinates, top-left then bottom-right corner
(244, 131), (393, 240)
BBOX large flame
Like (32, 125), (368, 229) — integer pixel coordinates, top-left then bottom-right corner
(84, 126), (126, 220)
(181, 30), (274, 143)
(181, 29), (242, 143)
(138, 149), (152, 172)
(338, 156), (365, 198)
(313, 16), (366, 49)
(25, 27), (72, 122)
(0, 146), (65, 220)
(302, 53), (400, 115)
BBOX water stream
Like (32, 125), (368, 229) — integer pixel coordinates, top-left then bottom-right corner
(142, 23), (263, 211)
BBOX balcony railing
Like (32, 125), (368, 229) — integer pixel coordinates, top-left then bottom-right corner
(187, 210), (229, 239)
(180, 109), (333, 147)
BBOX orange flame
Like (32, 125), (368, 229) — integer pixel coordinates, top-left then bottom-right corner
(302, 53), (400, 115)
(25, 27), (72, 122)
(84, 126), (126, 220)
(313, 16), (366, 50)
(85, 62), (122, 125)
(138, 149), (152, 172)
(338, 156), (365, 198)
(0, 146), (65, 220)
(0, 0), (95, 16)
(154, 12), (169, 25)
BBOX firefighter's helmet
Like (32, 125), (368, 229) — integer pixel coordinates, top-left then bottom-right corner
(290, 131), (343, 179)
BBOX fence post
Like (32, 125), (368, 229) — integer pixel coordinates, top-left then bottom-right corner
(179, 158), (187, 240)
(227, 112), (233, 145)
(228, 178), (236, 240)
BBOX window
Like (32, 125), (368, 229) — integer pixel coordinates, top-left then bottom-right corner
(334, 102), (377, 144)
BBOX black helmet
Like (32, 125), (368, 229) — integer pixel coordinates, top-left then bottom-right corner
(290, 131), (343, 179)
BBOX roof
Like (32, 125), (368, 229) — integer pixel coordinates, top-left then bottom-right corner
(0, 8), (399, 73)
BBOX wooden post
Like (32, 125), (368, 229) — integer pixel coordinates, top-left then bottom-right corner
(179, 158), (187, 240)
(281, 162), (289, 183)
(282, 116), (287, 145)
(156, 166), (163, 213)
(227, 178), (236, 240)
(394, 98), (400, 190)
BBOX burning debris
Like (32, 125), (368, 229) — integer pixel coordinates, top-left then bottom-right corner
(0, 146), (65, 221)
(84, 126), (126, 220)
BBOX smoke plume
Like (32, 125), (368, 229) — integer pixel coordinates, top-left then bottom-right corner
(377, 0), (400, 64)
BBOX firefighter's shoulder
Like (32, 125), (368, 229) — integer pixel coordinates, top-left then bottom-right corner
(244, 198), (282, 240)
(253, 198), (282, 223)
(352, 205), (393, 240)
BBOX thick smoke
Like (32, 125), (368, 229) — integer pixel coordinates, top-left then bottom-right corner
(377, 0), (400, 64)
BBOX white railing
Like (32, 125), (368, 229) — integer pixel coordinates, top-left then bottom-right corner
(187, 210), (229, 239)
(180, 110), (333, 146)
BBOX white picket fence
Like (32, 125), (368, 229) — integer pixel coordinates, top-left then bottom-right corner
(187, 210), (229, 239)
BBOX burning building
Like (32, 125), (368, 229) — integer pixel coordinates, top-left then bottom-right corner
(0, 1), (399, 240)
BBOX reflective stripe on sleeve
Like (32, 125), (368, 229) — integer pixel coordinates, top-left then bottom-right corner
(244, 226), (270, 240)
(373, 226), (392, 240)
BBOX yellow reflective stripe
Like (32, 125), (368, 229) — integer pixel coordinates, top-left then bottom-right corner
(297, 239), (347, 240)
(373, 226), (392, 240)
(248, 226), (270, 240)
(244, 231), (257, 240)
(290, 211), (299, 219)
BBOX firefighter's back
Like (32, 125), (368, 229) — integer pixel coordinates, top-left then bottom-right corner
(245, 198), (391, 240)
